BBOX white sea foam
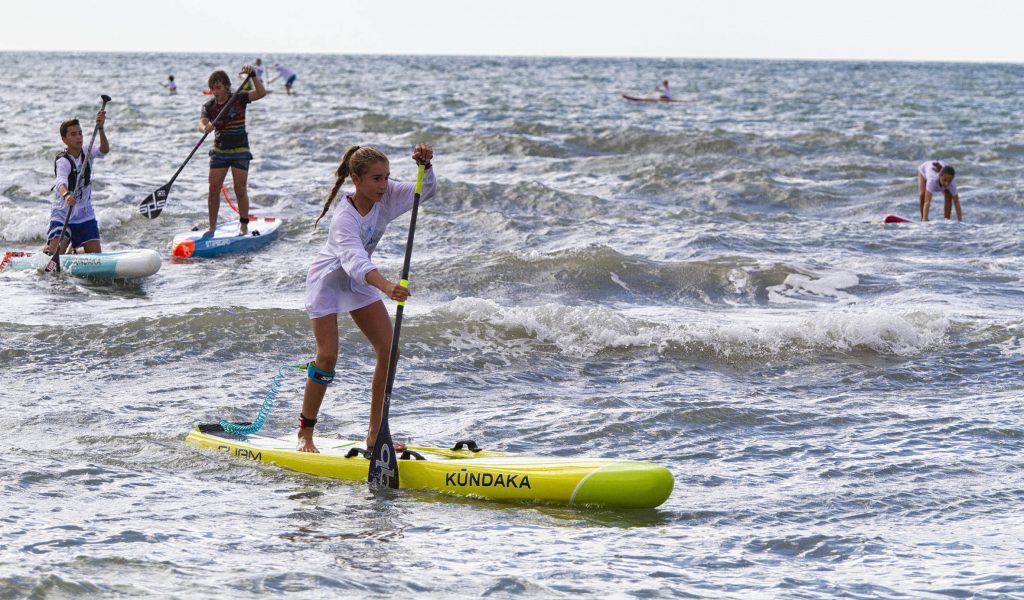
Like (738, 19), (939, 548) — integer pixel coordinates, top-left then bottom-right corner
(0, 202), (134, 245)
(442, 296), (949, 358)
(0, 205), (48, 244)
(767, 270), (860, 305)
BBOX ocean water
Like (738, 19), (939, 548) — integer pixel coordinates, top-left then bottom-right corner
(1, 52), (1022, 598)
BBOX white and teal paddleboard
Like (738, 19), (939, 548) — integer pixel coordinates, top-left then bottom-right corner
(0, 248), (161, 279)
(171, 216), (282, 258)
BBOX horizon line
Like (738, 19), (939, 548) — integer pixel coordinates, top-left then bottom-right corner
(0, 48), (1020, 66)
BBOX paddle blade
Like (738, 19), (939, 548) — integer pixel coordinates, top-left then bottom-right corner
(367, 419), (399, 489)
(139, 183), (171, 219)
(44, 254), (60, 273)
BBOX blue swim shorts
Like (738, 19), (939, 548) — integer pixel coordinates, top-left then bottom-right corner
(209, 154), (251, 171)
(48, 219), (100, 248)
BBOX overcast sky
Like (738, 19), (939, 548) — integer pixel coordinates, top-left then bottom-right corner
(2, 0), (1022, 63)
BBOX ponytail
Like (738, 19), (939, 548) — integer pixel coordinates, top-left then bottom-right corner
(931, 161), (942, 173)
(314, 145), (390, 229)
(315, 146), (360, 229)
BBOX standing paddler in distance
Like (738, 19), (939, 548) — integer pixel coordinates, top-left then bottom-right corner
(47, 110), (110, 257)
(271, 63), (297, 95)
(200, 65), (266, 236)
(298, 143), (436, 454)
(241, 59), (265, 92)
(161, 75), (177, 95)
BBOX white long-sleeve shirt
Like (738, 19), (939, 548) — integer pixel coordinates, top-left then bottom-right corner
(274, 64), (296, 80)
(50, 145), (106, 224)
(305, 166), (437, 318)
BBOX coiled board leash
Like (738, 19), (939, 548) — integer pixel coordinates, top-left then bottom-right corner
(219, 363), (307, 435)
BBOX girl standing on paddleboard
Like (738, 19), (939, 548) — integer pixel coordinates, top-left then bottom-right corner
(299, 143), (436, 453)
(917, 160), (963, 222)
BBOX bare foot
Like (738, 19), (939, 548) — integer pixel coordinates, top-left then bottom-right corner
(239, 224), (248, 236)
(297, 429), (319, 453)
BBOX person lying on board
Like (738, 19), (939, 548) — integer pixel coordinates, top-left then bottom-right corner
(47, 113), (109, 256)
(298, 143), (437, 454)
(917, 160), (963, 222)
(200, 65), (266, 236)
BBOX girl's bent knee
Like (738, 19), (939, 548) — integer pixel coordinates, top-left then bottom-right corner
(315, 353), (338, 370)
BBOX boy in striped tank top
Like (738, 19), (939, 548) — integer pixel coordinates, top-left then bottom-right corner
(200, 65), (266, 235)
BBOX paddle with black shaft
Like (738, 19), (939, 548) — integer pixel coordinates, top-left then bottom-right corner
(368, 161), (427, 489)
(138, 73), (253, 219)
(46, 94), (111, 273)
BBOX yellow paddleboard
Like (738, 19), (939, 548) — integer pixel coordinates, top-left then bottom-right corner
(185, 424), (673, 509)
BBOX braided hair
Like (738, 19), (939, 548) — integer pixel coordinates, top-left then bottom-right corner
(932, 161), (956, 179)
(314, 146), (389, 229)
